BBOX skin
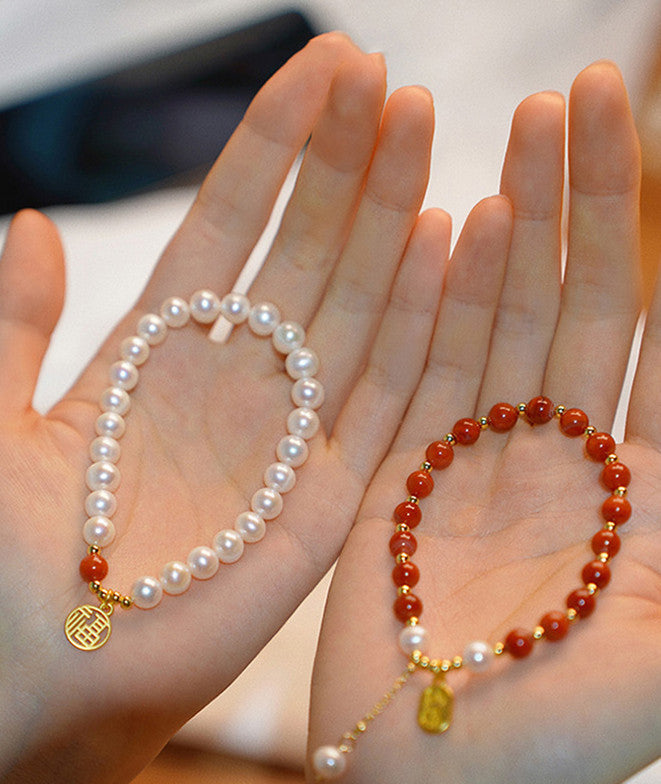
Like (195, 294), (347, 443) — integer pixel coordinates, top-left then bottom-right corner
(309, 62), (661, 784)
(0, 34), (450, 783)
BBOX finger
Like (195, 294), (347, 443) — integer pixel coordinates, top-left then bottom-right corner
(478, 91), (566, 406)
(141, 32), (361, 301)
(332, 208), (452, 482)
(249, 52), (387, 315)
(396, 195), (513, 446)
(544, 61), (641, 426)
(310, 85), (435, 426)
(0, 210), (65, 417)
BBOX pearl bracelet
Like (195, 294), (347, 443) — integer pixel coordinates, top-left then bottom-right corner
(64, 290), (324, 651)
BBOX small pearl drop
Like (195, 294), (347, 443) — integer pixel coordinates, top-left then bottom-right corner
(120, 336), (150, 366)
(99, 387), (131, 415)
(235, 511), (266, 543)
(291, 377), (325, 410)
(219, 292), (250, 324)
(399, 624), (429, 655)
(287, 407), (319, 440)
(187, 546), (219, 580)
(251, 487), (283, 520)
(95, 412), (126, 439)
(463, 640), (494, 673)
(86, 461), (121, 492)
(312, 746), (346, 780)
(131, 576), (163, 609)
(160, 561), (192, 594)
(213, 529), (244, 563)
(89, 436), (121, 463)
(85, 490), (117, 518)
(160, 296), (190, 327)
(263, 462), (296, 493)
(272, 321), (305, 354)
(137, 313), (168, 346)
(82, 516), (116, 547)
(276, 434), (309, 467)
(248, 301), (280, 335)
(285, 347), (319, 380)
(109, 360), (139, 391)
(190, 289), (221, 323)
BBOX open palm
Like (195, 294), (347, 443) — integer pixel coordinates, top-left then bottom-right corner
(310, 62), (661, 784)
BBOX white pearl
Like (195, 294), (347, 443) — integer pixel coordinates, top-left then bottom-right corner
(190, 289), (221, 323)
(276, 434), (309, 467)
(235, 511), (266, 543)
(187, 545), (219, 580)
(285, 347), (319, 380)
(109, 360), (139, 391)
(82, 515), (116, 547)
(137, 313), (167, 345)
(85, 490), (117, 518)
(463, 640), (494, 673)
(99, 387), (131, 415)
(263, 462), (296, 493)
(131, 576), (163, 609)
(120, 336), (150, 366)
(248, 301), (280, 335)
(160, 296), (190, 327)
(251, 487), (283, 520)
(219, 292), (250, 324)
(86, 461), (121, 492)
(399, 624), (429, 655)
(272, 320), (305, 354)
(312, 746), (346, 780)
(213, 529), (245, 563)
(89, 436), (121, 463)
(95, 412), (126, 439)
(160, 560), (192, 595)
(287, 407), (319, 440)
(291, 377), (325, 410)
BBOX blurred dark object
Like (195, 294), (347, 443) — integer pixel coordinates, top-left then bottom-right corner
(0, 9), (317, 214)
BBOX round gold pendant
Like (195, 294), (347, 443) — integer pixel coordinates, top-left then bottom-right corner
(64, 604), (112, 651)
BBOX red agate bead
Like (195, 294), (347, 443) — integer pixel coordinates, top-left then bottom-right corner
(79, 553), (108, 582)
(586, 432), (615, 462)
(389, 530), (417, 557)
(539, 611), (569, 642)
(559, 408), (589, 437)
(425, 440), (454, 469)
(487, 403), (518, 432)
(601, 462), (631, 491)
(525, 396), (554, 425)
(452, 418), (481, 445)
(591, 529), (621, 558)
(393, 501), (421, 528)
(394, 592), (423, 622)
(504, 628), (534, 658)
(407, 470), (434, 498)
(602, 495), (631, 525)
(582, 560), (611, 589)
(392, 561), (420, 587)
(567, 588), (595, 618)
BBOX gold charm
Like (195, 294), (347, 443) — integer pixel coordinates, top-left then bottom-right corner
(64, 603), (113, 651)
(418, 676), (453, 733)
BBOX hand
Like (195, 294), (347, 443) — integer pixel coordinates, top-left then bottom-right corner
(310, 62), (660, 784)
(0, 35), (452, 783)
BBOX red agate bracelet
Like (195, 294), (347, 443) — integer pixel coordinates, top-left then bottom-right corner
(312, 396), (630, 780)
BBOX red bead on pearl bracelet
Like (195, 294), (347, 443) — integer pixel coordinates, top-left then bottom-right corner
(311, 397), (630, 781)
(64, 290), (324, 651)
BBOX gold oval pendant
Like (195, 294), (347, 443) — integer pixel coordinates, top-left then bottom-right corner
(418, 677), (453, 733)
(64, 604), (112, 651)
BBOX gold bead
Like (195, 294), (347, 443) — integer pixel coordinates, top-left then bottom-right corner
(356, 721), (367, 733)
(99, 588), (110, 601)
(411, 650), (422, 664)
(440, 659), (452, 672)
(452, 656), (463, 669)
(338, 744), (350, 754)
(567, 608), (578, 622)
(614, 486), (627, 497)
(407, 661), (417, 673)
(407, 495), (419, 504)
(121, 596), (133, 608)
(111, 591), (122, 603)
(606, 452), (618, 464)
(586, 583), (598, 595)
(444, 433), (457, 445)
(89, 580), (102, 593)
(420, 461), (432, 471)
(407, 616), (419, 626)
(598, 552), (609, 563)
(533, 626), (545, 640)
(554, 405), (566, 417)
(398, 585), (411, 595)
(584, 425), (596, 436)
(494, 642), (505, 656)
(478, 416), (489, 429)
(419, 656), (430, 669)
(430, 659), (441, 673)
(88, 544), (100, 555)
(517, 403), (527, 414)
(396, 523), (410, 533)
(396, 553), (410, 564)
(605, 521), (616, 531)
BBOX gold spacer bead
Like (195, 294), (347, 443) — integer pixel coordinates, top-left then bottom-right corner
(614, 486), (627, 497)
(89, 580), (102, 594)
(407, 661), (417, 673)
(419, 656), (431, 669)
(605, 453), (618, 464)
(440, 659), (452, 672)
(533, 626), (545, 640)
(396, 523), (410, 533)
(99, 589), (110, 601)
(494, 642), (505, 656)
(584, 425), (596, 436)
(356, 721), (367, 733)
(341, 732), (355, 741)
(338, 744), (350, 754)
(452, 656), (463, 669)
(396, 553), (410, 564)
(605, 521), (616, 531)
(411, 650), (422, 664)
(420, 461), (432, 471)
(407, 495), (419, 504)
(567, 608), (578, 622)
(430, 659), (441, 673)
(121, 597), (133, 608)
(444, 433), (457, 445)
(397, 585), (411, 595)
(517, 403), (527, 414)
(407, 616), (419, 626)
(478, 416), (489, 429)
(554, 405), (566, 417)
(598, 552), (610, 563)
(88, 544), (100, 555)
(111, 591), (121, 604)
(585, 583), (598, 595)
